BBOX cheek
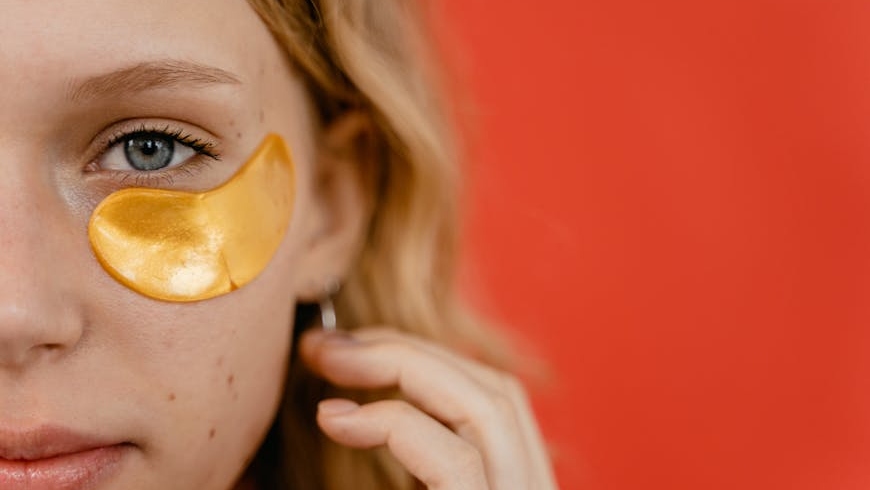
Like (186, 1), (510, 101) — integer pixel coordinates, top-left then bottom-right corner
(85, 129), (315, 470)
(89, 252), (298, 488)
(80, 137), (307, 486)
(78, 39), (321, 486)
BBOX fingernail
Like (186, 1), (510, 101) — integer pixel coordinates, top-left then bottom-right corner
(318, 398), (359, 416)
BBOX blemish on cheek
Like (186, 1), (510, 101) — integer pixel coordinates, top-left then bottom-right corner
(236, 132), (243, 139)
(259, 109), (265, 123)
(168, 393), (176, 401)
(209, 428), (216, 440)
(216, 356), (224, 367)
(227, 373), (239, 401)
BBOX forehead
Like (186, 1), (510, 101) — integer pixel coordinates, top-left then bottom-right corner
(0, 0), (272, 88)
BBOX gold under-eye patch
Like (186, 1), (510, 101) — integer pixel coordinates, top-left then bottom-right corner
(88, 134), (295, 302)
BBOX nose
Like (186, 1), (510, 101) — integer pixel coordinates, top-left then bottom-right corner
(0, 159), (85, 370)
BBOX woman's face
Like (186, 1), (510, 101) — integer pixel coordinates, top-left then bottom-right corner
(0, 1), (358, 488)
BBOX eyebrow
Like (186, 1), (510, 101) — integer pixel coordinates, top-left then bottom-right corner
(67, 59), (242, 102)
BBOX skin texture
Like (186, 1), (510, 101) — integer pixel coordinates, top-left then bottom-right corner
(0, 1), (557, 489)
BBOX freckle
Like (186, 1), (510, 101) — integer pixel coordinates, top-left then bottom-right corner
(209, 428), (216, 439)
(168, 393), (176, 401)
(227, 374), (234, 386)
(233, 392), (239, 401)
(259, 109), (265, 123)
(216, 357), (224, 367)
(236, 132), (242, 139)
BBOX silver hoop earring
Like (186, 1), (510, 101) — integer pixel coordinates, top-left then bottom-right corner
(318, 281), (340, 331)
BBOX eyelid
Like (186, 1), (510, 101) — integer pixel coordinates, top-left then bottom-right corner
(86, 120), (223, 187)
(103, 125), (220, 160)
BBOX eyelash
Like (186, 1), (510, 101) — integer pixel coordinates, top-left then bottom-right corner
(94, 124), (222, 187)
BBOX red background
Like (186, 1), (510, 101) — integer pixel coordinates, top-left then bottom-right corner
(443, 1), (870, 489)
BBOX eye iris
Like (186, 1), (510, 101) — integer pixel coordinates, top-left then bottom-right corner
(124, 134), (174, 171)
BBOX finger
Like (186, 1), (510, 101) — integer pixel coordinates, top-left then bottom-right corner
(350, 328), (513, 391)
(300, 329), (530, 489)
(501, 377), (560, 489)
(344, 328), (559, 488)
(317, 398), (488, 490)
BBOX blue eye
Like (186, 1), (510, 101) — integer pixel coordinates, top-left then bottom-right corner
(124, 134), (176, 171)
(99, 130), (199, 173)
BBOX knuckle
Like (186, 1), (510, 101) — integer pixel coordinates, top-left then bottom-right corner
(435, 447), (486, 490)
(494, 369), (525, 397)
(483, 369), (526, 407)
(460, 389), (515, 435)
(500, 372), (528, 400)
(452, 441), (484, 473)
(473, 372), (526, 426)
(489, 390), (518, 420)
(386, 399), (417, 418)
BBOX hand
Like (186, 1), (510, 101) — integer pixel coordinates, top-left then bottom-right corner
(299, 327), (559, 490)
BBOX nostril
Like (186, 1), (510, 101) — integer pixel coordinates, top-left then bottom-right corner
(0, 309), (86, 369)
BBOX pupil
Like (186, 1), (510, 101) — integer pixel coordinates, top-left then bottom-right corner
(141, 141), (158, 155)
(124, 134), (174, 171)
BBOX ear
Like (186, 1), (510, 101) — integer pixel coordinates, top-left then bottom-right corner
(295, 111), (378, 302)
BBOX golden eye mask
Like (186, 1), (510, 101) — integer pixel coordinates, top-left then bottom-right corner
(88, 134), (295, 302)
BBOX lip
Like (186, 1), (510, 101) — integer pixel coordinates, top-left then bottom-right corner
(0, 426), (132, 490)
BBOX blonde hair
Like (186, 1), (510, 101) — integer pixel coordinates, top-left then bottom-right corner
(243, 1), (504, 488)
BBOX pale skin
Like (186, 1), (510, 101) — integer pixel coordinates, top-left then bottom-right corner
(0, 1), (556, 489)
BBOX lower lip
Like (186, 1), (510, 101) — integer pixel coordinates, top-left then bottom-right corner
(0, 445), (130, 490)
